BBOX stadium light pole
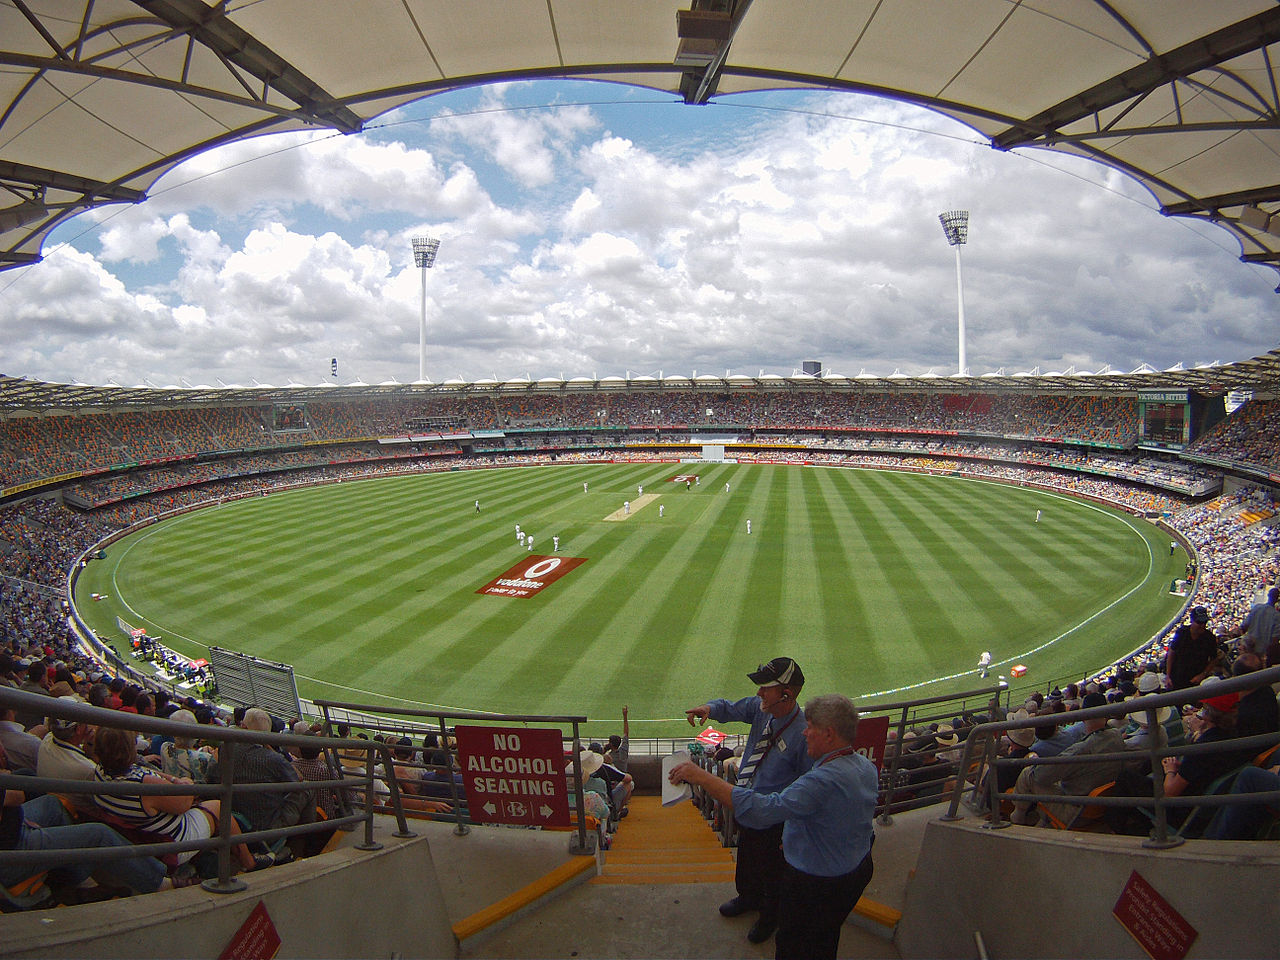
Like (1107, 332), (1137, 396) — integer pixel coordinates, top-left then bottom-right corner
(938, 210), (969, 376)
(411, 236), (441, 381)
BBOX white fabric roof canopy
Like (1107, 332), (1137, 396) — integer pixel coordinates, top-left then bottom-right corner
(2, 0), (1279, 277)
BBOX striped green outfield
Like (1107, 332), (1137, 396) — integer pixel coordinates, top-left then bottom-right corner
(74, 462), (1188, 736)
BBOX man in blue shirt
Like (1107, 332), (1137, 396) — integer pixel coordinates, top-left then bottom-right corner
(685, 657), (811, 944)
(672, 693), (877, 960)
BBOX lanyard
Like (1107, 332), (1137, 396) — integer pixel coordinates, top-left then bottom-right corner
(752, 706), (800, 766)
(819, 746), (856, 767)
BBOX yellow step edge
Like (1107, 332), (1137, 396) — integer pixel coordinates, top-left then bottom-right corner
(451, 855), (596, 942)
(854, 897), (902, 929)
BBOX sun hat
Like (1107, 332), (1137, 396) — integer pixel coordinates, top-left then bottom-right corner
(567, 750), (604, 777)
(1006, 710), (1035, 748)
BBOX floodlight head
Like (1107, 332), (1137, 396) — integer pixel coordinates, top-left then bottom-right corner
(411, 236), (441, 268)
(939, 210), (969, 246)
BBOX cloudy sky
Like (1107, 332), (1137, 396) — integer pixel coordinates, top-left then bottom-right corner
(1, 80), (1276, 388)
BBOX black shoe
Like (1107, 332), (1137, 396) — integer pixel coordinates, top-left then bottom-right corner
(719, 896), (757, 918)
(747, 916), (777, 944)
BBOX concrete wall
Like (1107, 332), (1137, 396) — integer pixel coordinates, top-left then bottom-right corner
(0, 833), (455, 960)
(896, 820), (1280, 960)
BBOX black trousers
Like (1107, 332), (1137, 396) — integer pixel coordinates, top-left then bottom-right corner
(734, 823), (785, 916)
(775, 852), (874, 960)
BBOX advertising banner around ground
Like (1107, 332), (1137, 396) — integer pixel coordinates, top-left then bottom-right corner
(454, 725), (571, 827)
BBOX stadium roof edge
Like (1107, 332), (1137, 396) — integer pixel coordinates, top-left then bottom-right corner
(5, 3), (1280, 282)
(2, 349), (1277, 414)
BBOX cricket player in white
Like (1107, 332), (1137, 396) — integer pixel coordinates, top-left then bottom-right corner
(746, 519), (751, 534)
(624, 500), (630, 514)
(553, 536), (560, 552)
(978, 651), (992, 678)
(659, 504), (664, 518)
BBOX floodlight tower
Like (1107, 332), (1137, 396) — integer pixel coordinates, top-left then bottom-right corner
(938, 210), (969, 376)
(411, 236), (441, 381)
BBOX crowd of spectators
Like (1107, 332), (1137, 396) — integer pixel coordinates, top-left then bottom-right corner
(1188, 397), (1280, 472)
(19, 389), (1272, 494)
(2, 397), (1278, 896)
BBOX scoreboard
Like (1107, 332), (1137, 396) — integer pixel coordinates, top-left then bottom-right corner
(1138, 390), (1189, 446)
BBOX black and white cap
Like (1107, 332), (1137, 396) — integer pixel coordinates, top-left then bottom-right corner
(748, 657), (805, 688)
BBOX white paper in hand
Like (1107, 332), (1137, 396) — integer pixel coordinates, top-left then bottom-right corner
(662, 750), (693, 807)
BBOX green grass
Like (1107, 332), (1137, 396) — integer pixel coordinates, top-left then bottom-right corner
(73, 463), (1188, 736)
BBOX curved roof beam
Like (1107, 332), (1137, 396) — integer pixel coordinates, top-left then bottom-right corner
(990, 7), (1280, 150)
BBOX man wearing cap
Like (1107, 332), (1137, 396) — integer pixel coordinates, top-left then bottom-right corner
(1164, 606), (1222, 690)
(685, 657), (811, 944)
(671, 693), (876, 960)
(37, 697), (98, 787)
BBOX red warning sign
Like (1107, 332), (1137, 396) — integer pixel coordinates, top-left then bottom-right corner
(476, 555), (587, 598)
(454, 726), (571, 827)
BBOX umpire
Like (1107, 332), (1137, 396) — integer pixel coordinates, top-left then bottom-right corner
(685, 656), (811, 944)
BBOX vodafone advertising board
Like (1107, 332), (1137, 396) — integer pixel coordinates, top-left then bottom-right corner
(454, 725), (571, 827)
(476, 555), (587, 599)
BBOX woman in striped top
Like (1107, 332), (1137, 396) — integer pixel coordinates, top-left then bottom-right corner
(92, 725), (264, 872)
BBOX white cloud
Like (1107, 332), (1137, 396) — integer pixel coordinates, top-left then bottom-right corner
(2, 84), (1275, 387)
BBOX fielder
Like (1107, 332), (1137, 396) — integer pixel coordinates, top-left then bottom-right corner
(659, 504), (664, 518)
(978, 651), (992, 678)
(624, 500), (630, 514)
(553, 536), (560, 552)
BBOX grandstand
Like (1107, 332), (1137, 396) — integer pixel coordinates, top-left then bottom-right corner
(4, 4), (1280, 959)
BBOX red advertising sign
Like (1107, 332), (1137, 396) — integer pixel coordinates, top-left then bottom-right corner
(1113, 870), (1197, 960)
(852, 715), (891, 770)
(696, 727), (726, 746)
(476, 555), (587, 598)
(454, 725), (571, 827)
(219, 901), (281, 960)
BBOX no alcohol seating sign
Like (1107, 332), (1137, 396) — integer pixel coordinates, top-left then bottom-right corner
(454, 726), (571, 827)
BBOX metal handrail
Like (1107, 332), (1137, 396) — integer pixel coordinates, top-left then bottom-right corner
(0, 686), (406, 894)
(313, 698), (595, 855)
(942, 665), (1280, 847)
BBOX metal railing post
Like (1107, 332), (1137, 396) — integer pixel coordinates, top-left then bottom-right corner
(202, 740), (246, 893)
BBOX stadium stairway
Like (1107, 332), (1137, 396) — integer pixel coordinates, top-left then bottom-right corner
(589, 794), (736, 885)
(454, 796), (921, 959)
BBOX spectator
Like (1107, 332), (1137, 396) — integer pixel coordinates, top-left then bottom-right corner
(15, 661), (51, 729)
(36, 696), (98, 809)
(92, 725), (266, 874)
(1229, 654), (1280, 741)
(0, 704), (42, 772)
(205, 707), (312, 838)
(1010, 693), (1126, 827)
(2, 771), (165, 902)
(606, 705), (629, 772)
(1164, 606), (1223, 690)
(159, 710), (215, 783)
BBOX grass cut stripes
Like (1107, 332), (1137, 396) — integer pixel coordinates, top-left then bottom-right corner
(75, 462), (1188, 735)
